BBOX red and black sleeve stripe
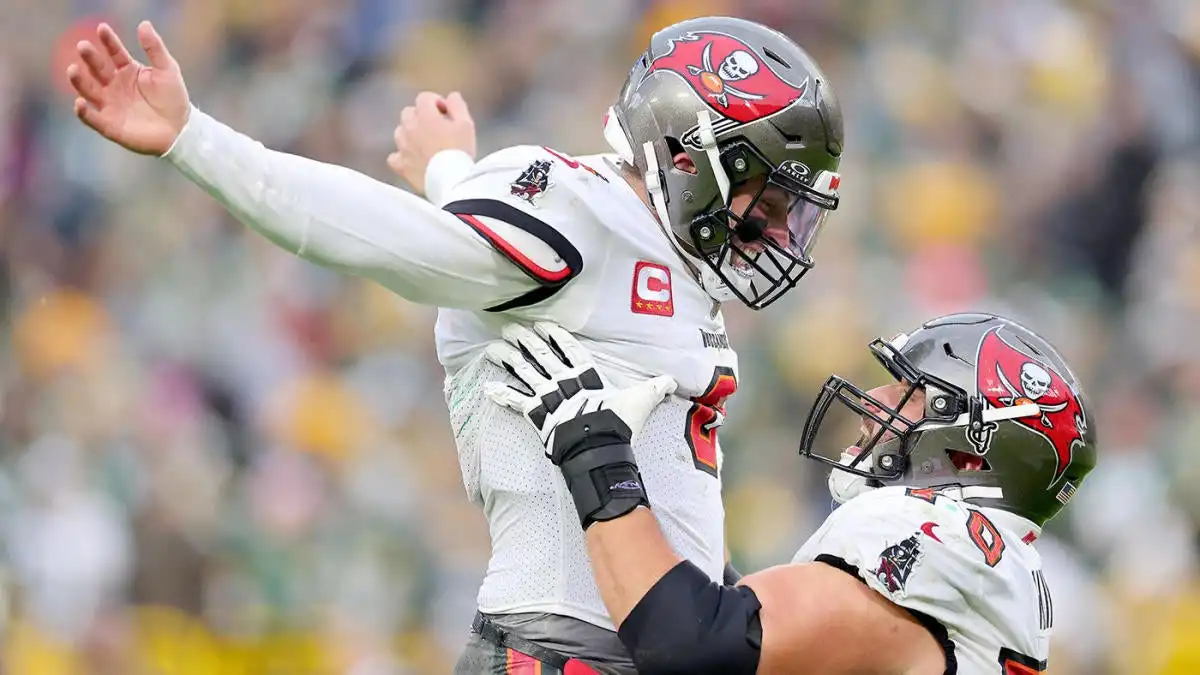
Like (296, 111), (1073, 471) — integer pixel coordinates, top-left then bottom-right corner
(444, 198), (584, 312)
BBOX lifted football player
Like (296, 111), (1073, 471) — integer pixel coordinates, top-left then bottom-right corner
(66, 16), (842, 675)
(484, 314), (1095, 674)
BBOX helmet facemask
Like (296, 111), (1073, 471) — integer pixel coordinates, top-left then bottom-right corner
(685, 139), (839, 310)
(800, 338), (950, 484)
(800, 334), (1046, 499)
(606, 16), (845, 310)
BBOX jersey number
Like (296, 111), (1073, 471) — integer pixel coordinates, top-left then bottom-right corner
(967, 510), (1006, 567)
(999, 647), (1048, 674)
(686, 367), (737, 477)
(906, 490), (1008, 567)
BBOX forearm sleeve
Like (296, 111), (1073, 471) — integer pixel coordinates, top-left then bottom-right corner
(161, 107), (538, 309)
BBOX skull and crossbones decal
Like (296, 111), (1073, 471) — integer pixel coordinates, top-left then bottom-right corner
(686, 43), (767, 108)
(993, 360), (1068, 428)
(975, 326), (1088, 486)
(718, 50), (759, 81)
(647, 31), (809, 125)
(1019, 362), (1053, 400)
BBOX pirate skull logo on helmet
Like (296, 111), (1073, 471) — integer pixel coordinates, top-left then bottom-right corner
(1019, 362), (1052, 401)
(718, 50), (760, 81)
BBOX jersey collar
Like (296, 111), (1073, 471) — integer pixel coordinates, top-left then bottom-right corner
(979, 507), (1042, 545)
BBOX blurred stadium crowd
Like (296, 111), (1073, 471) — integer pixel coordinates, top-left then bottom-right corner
(2, 0), (1200, 672)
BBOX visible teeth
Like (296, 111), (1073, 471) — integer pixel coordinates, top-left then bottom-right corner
(730, 258), (756, 279)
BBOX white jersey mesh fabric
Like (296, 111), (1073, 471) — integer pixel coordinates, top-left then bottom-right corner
(445, 355), (726, 630)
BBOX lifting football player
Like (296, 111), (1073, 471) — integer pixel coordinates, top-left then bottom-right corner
(67, 16), (842, 674)
(484, 314), (1094, 674)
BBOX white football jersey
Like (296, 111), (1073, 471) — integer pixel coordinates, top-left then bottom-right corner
(793, 486), (1052, 674)
(433, 146), (737, 629)
(161, 113), (734, 633)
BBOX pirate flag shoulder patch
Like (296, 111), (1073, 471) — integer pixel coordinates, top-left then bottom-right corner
(510, 159), (554, 205)
(869, 532), (926, 597)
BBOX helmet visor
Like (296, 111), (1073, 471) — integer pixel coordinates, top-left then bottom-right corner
(708, 171), (837, 309)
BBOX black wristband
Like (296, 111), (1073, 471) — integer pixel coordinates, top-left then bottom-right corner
(551, 410), (649, 529)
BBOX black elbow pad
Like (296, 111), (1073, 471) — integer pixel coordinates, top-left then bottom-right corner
(618, 561), (763, 675)
(724, 561), (743, 585)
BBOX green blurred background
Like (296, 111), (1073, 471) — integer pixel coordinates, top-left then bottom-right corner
(2, 0), (1200, 672)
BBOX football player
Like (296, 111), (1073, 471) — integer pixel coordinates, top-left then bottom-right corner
(484, 314), (1096, 674)
(65, 16), (842, 674)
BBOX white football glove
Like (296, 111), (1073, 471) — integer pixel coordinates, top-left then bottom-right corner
(483, 322), (677, 455)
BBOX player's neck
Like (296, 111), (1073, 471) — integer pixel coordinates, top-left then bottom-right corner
(618, 161), (652, 212)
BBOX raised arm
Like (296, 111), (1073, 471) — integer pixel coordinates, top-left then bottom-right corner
(482, 322), (948, 675)
(67, 21), (559, 310)
(386, 91), (478, 206)
(164, 108), (536, 308)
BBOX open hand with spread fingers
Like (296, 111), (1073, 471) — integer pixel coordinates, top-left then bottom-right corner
(66, 21), (191, 156)
(483, 322), (676, 457)
(483, 322), (676, 528)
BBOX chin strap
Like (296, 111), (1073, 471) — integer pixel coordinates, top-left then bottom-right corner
(696, 109), (730, 204)
(828, 452), (876, 505)
(643, 140), (736, 305)
(642, 141), (674, 231)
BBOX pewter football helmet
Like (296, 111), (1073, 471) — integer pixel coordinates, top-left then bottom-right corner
(605, 16), (844, 309)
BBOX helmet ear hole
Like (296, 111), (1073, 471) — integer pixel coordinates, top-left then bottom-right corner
(664, 137), (696, 174)
(947, 449), (990, 472)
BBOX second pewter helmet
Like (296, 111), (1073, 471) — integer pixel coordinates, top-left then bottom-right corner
(800, 313), (1098, 527)
(604, 16), (844, 310)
